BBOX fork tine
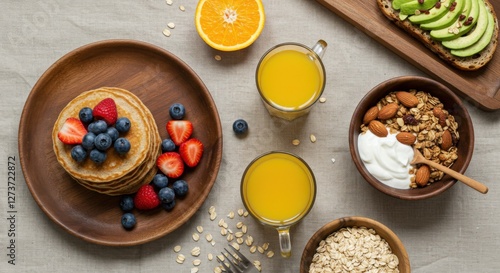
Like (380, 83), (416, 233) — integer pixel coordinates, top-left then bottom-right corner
(222, 251), (244, 273)
(228, 244), (251, 266)
(216, 255), (233, 273)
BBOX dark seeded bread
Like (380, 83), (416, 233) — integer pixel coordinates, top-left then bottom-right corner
(377, 0), (499, 71)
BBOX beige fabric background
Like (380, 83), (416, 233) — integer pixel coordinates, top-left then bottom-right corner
(1, 0), (500, 272)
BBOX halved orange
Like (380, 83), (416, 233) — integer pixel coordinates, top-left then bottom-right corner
(195, 0), (266, 51)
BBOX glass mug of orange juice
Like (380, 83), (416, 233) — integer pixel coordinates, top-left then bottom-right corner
(256, 40), (327, 120)
(241, 151), (316, 257)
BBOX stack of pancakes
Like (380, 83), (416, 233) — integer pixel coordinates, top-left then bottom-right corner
(52, 87), (161, 196)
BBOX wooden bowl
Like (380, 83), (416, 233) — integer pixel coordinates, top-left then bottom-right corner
(300, 216), (410, 273)
(349, 76), (474, 200)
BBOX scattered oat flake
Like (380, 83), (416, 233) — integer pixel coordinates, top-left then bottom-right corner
(215, 55), (222, 61)
(196, 225), (204, 233)
(319, 97), (327, 103)
(167, 22), (176, 29)
(262, 242), (269, 250)
(310, 134), (317, 143)
(257, 246), (265, 253)
(191, 246), (201, 257)
(174, 245), (182, 252)
(166, 0), (173, 5)
(206, 233), (213, 242)
(227, 211), (235, 219)
(162, 28), (171, 37)
(237, 209), (244, 216)
(209, 206), (216, 214)
(193, 259), (201, 266)
(210, 211), (217, 221)
(191, 268), (199, 273)
(250, 245), (257, 253)
(179, 5), (185, 11)
(331, 158), (336, 164)
(208, 253), (214, 261)
(214, 266), (222, 273)
(176, 254), (186, 264)
(266, 250), (275, 258)
(243, 211), (249, 217)
(231, 242), (240, 250)
(292, 139), (300, 146)
(192, 233), (200, 241)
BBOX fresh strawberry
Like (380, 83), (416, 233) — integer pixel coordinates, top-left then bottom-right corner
(179, 138), (204, 167)
(166, 120), (193, 146)
(156, 152), (184, 178)
(57, 117), (88, 145)
(134, 184), (160, 210)
(93, 98), (117, 125)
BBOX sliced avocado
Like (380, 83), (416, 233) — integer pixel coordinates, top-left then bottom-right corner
(420, 0), (466, 30)
(431, 0), (478, 41)
(409, 0), (455, 25)
(442, 0), (488, 49)
(400, 0), (439, 16)
(393, 0), (414, 10)
(450, 3), (495, 56)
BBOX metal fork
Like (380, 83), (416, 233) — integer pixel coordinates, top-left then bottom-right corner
(216, 244), (260, 273)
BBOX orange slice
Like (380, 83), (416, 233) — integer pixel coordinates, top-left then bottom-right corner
(195, 0), (266, 51)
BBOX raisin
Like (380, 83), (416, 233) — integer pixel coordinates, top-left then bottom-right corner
(403, 114), (419, 125)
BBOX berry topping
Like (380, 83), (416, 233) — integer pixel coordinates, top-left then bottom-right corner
(70, 145), (87, 162)
(120, 195), (135, 212)
(115, 117), (131, 133)
(94, 133), (113, 151)
(78, 107), (94, 124)
(92, 98), (117, 125)
(114, 137), (131, 155)
(179, 138), (204, 167)
(89, 149), (107, 164)
(121, 213), (136, 230)
(172, 180), (189, 197)
(152, 173), (169, 189)
(158, 187), (175, 204)
(161, 139), (176, 153)
(233, 119), (248, 134)
(88, 120), (108, 134)
(162, 200), (176, 211)
(57, 117), (88, 145)
(82, 132), (96, 150)
(156, 152), (185, 178)
(169, 103), (186, 120)
(134, 184), (160, 210)
(166, 120), (193, 146)
(106, 127), (119, 142)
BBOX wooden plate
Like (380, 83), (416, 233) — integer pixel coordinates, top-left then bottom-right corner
(18, 39), (223, 246)
(300, 216), (411, 273)
(316, 0), (500, 110)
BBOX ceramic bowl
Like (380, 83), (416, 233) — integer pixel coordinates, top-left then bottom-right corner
(349, 76), (474, 200)
(300, 216), (410, 273)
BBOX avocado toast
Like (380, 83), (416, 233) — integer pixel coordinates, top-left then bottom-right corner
(377, 0), (498, 70)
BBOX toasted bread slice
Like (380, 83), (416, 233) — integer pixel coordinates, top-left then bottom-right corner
(377, 0), (498, 71)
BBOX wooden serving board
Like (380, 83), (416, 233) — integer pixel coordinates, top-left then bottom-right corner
(315, 0), (500, 110)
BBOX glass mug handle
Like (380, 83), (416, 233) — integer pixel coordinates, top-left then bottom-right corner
(277, 226), (292, 258)
(311, 40), (327, 59)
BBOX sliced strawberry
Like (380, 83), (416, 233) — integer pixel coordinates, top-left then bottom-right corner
(93, 98), (117, 125)
(166, 120), (193, 146)
(57, 117), (88, 145)
(179, 138), (204, 167)
(134, 184), (160, 210)
(156, 152), (184, 178)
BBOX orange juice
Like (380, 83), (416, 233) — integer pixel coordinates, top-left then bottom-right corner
(241, 152), (316, 225)
(257, 47), (324, 110)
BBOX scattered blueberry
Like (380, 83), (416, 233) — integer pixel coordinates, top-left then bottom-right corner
(169, 103), (186, 120)
(233, 119), (248, 134)
(152, 173), (169, 189)
(161, 139), (176, 152)
(71, 145), (87, 162)
(115, 117), (131, 133)
(82, 132), (96, 150)
(158, 187), (175, 204)
(106, 126), (119, 142)
(88, 120), (108, 134)
(114, 137), (131, 154)
(162, 200), (176, 211)
(94, 133), (112, 151)
(172, 180), (189, 197)
(89, 149), (107, 164)
(79, 107), (94, 124)
(121, 213), (136, 229)
(120, 195), (135, 212)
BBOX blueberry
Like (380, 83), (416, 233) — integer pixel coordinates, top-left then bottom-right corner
(232, 119), (248, 134)
(71, 145), (87, 162)
(162, 200), (176, 211)
(161, 139), (176, 152)
(158, 187), (175, 204)
(152, 173), (169, 189)
(114, 137), (131, 154)
(169, 103), (186, 120)
(121, 213), (136, 230)
(106, 127), (119, 142)
(88, 120), (108, 134)
(94, 133), (112, 151)
(115, 117), (131, 133)
(120, 195), (134, 212)
(82, 132), (96, 150)
(89, 149), (107, 164)
(79, 107), (93, 124)
(172, 180), (189, 197)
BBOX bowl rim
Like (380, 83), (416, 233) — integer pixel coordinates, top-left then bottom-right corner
(349, 75), (474, 200)
(300, 216), (411, 273)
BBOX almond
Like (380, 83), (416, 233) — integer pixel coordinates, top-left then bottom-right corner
(368, 120), (388, 137)
(377, 103), (398, 120)
(396, 132), (416, 145)
(433, 107), (448, 127)
(363, 106), (379, 124)
(396, 91), (419, 108)
(415, 165), (430, 187)
(441, 130), (453, 150)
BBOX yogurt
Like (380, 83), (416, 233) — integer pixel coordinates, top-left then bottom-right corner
(357, 129), (414, 189)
